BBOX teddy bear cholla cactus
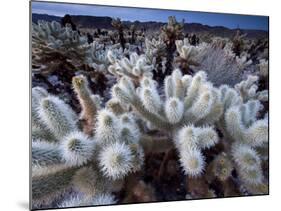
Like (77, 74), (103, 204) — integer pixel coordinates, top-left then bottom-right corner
(108, 39), (169, 83)
(32, 20), (86, 73)
(113, 69), (268, 192)
(113, 69), (223, 128)
(112, 69), (222, 177)
(145, 38), (166, 64)
(32, 69), (269, 207)
(217, 83), (268, 193)
(234, 75), (268, 102)
(31, 75), (144, 208)
(144, 38), (167, 74)
(32, 20), (109, 74)
(32, 20), (88, 49)
(107, 50), (154, 81)
(175, 38), (201, 74)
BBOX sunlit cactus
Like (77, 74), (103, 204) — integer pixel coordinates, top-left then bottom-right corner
(32, 87), (56, 142)
(94, 109), (121, 145)
(165, 97), (184, 123)
(216, 83), (268, 191)
(60, 131), (96, 166)
(32, 87), (48, 127)
(91, 193), (116, 206)
(175, 38), (200, 74)
(32, 80), (145, 208)
(175, 125), (218, 177)
(235, 75), (268, 102)
(113, 70), (223, 131)
(108, 50), (153, 80)
(99, 142), (133, 180)
(58, 194), (87, 208)
(37, 95), (78, 139)
(224, 101), (268, 147)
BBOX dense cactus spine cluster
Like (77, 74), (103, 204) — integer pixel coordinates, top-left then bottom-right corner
(175, 125), (218, 177)
(31, 76), (145, 208)
(32, 13), (269, 209)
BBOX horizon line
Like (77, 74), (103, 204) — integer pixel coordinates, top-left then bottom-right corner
(32, 12), (268, 32)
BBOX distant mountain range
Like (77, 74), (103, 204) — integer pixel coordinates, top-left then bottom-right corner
(32, 13), (268, 39)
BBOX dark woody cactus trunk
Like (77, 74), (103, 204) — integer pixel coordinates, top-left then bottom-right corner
(112, 18), (126, 51)
(161, 16), (184, 77)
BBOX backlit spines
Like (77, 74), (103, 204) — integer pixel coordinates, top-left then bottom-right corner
(232, 145), (264, 186)
(98, 142), (133, 180)
(95, 109), (121, 145)
(60, 131), (96, 167)
(218, 82), (268, 189)
(165, 97), (184, 123)
(58, 194), (86, 208)
(120, 125), (140, 145)
(246, 119), (268, 147)
(171, 69), (185, 99)
(140, 88), (162, 115)
(235, 75), (269, 102)
(91, 193), (116, 206)
(164, 76), (174, 99)
(188, 91), (212, 120)
(179, 146), (205, 177)
(37, 95), (77, 139)
(113, 70), (223, 130)
(139, 77), (162, 115)
(195, 127), (219, 150)
(32, 141), (62, 167)
(184, 71), (207, 109)
(32, 87), (48, 129)
(112, 84), (133, 104)
(107, 50), (153, 79)
(219, 84), (242, 112)
(197, 88), (223, 125)
(224, 106), (245, 142)
(232, 144), (261, 171)
(31, 86), (144, 207)
(238, 167), (263, 185)
(224, 102), (268, 147)
(175, 125), (218, 177)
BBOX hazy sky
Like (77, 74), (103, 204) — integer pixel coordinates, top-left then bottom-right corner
(31, 1), (269, 31)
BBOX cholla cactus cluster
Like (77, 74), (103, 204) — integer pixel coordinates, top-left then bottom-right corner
(219, 85), (268, 190)
(32, 75), (144, 208)
(33, 20), (96, 73)
(32, 15), (269, 209)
